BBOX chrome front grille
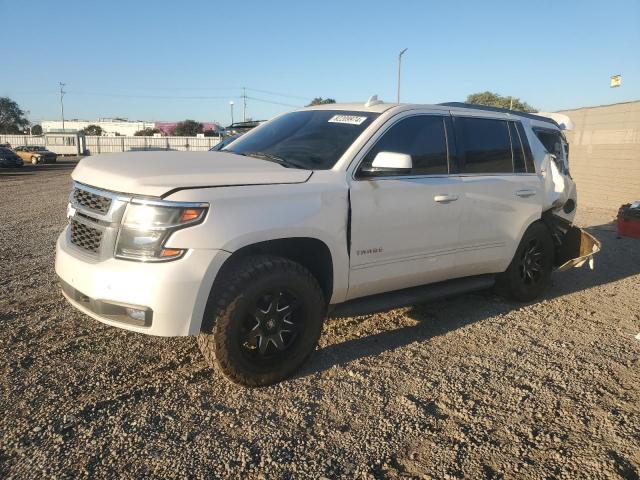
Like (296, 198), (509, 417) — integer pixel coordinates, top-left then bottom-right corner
(70, 219), (103, 253)
(67, 183), (131, 259)
(73, 187), (112, 214)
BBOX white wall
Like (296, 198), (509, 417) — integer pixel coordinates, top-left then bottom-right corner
(559, 101), (640, 210)
(42, 119), (156, 136)
(0, 134), (220, 154)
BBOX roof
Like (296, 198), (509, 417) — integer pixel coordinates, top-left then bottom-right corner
(303, 102), (398, 113)
(303, 100), (563, 129)
(439, 102), (560, 128)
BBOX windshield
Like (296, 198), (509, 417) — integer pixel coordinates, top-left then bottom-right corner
(210, 134), (240, 151)
(225, 110), (379, 170)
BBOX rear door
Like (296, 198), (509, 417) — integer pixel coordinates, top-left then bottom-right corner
(347, 112), (464, 300)
(450, 115), (542, 276)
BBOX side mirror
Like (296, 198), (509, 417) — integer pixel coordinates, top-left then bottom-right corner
(369, 151), (412, 172)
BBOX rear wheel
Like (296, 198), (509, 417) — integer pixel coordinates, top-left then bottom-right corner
(198, 255), (326, 387)
(497, 222), (554, 302)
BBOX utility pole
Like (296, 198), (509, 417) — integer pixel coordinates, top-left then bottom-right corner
(59, 82), (66, 131)
(229, 101), (234, 126)
(242, 87), (247, 123)
(397, 48), (408, 104)
(509, 96), (514, 110)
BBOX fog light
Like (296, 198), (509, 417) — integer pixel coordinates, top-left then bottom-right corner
(126, 307), (147, 322)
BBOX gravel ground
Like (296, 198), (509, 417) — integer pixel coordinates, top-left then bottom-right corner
(1, 160), (639, 479)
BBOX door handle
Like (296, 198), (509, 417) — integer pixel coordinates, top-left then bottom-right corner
(515, 189), (536, 198)
(434, 194), (459, 203)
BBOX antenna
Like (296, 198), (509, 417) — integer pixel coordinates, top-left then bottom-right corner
(365, 95), (383, 107)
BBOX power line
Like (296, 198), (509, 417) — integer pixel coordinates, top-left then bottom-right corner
(244, 87), (309, 101)
(63, 87), (310, 102)
(246, 96), (302, 108)
(69, 91), (240, 100)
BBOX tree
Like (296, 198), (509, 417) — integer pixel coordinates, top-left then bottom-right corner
(306, 97), (336, 107)
(465, 91), (536, 112)
(172, 119), (203, 136)
(31, 124), (43, 135)
(134, 127), (161, 136)
(0, 97), (29, 134)
(82, 124), (103, 136)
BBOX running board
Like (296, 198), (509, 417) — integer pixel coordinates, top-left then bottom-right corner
(329, 274), (496, 318)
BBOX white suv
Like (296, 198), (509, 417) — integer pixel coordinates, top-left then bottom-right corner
(55, 99), (598, 386)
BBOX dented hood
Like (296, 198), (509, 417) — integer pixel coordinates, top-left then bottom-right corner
(71, 151), (313, 197)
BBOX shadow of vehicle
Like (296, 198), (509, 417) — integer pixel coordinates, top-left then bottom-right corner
(302, 224), (639, 377)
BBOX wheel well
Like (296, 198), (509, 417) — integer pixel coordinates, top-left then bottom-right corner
(218, 238), (334, 302)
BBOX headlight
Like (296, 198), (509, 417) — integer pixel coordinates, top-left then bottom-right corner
(115, 200), (208, 262)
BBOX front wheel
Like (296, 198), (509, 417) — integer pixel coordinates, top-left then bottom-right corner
(198, 255), (326, 387)
(497, 222), (554, 302)
(31, 156), (39, 165)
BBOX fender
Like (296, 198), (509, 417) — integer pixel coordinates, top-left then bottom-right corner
(164, 182), (352, 304)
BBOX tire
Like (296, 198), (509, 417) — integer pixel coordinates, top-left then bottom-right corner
(31, 156), (38, 165)
(497, 221), (554, 302)
(198, 255), (326, 387)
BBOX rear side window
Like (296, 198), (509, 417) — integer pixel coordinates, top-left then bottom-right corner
(453, 117), (513, 174)
(534, 129), (565, 159)
(359, 115), (448, 176)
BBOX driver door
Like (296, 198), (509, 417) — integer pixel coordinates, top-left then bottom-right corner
(347, 113), (463, 300)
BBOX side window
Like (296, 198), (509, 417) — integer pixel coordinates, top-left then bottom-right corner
(508, 122), (526, 173)
(453, 117), (513, 174)
(515, 122), (535, 173)
(534, 129), (565, 160)
(359, 115), (448, 176)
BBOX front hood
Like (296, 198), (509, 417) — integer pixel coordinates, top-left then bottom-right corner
(71, 151), (313, 197)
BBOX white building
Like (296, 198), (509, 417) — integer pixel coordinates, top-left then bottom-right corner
(42, 118), (156, 136)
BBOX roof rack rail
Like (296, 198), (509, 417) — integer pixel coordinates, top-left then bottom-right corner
(438, 102), (560, 128)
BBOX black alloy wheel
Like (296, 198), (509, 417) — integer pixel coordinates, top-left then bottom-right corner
(198, 255), (326, 387)
(240, 290), (302, 359)
(518, 238), (545, 286)
(498, 221), (554, 302)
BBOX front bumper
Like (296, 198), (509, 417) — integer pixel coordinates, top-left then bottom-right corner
(55, 230), (230, 336)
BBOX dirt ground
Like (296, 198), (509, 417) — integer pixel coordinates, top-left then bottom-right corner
(1, 160), (639, 479)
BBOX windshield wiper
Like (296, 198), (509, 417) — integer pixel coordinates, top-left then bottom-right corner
(240, 151), (307, 169)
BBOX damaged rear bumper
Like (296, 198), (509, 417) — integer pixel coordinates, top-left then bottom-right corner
(556, 227), (601, 272)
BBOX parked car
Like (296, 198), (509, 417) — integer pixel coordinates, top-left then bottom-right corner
(0, 147), (23, 168)
(209, 134), (242, 152)
(55, 98), (599, 386)
(14, 146), (57, 165)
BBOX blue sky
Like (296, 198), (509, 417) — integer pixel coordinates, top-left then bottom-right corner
(2, 0), (639, 125)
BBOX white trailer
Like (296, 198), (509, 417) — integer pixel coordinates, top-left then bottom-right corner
(44, 132), (86, 155)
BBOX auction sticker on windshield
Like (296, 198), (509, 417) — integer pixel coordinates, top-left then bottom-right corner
(328, 115), (368, 125)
